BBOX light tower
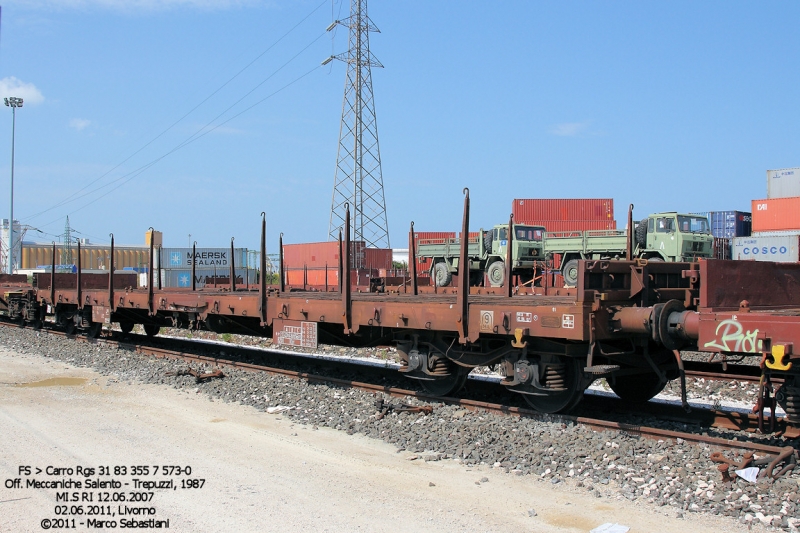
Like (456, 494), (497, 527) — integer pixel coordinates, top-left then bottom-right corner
(325, 0), (390, 258)
(4, 96), (22, 274)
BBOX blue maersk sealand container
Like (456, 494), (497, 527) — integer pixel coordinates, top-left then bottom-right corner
(692, 211), (751, 239)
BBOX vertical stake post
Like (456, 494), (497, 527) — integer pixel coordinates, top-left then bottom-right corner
(108, 234), (115, 309)
(342, 204), (352, 333)
(230, 238), (236, 292)
(409, 221), (418, 296)
(148, 227), (154, 315)
(456, 188), (470, 343)
(259, 213), (266, 323)
(506, 214), (514, 298)
(50, 242), (56, 306)
(191, 241), (197, 291)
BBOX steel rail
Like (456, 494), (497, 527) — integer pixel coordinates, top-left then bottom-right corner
(1, 320), (792, 455)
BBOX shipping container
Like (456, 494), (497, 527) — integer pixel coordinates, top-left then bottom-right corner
(283, 241), (393, 271)
(159, 268), (251, 288)
(512, 199), (614, 223)
(155, 247), (248, 269)
(767, 167), (800, 199)
(692, 211), (751, 238)
(535, 220), (617, 232)
(752, 230), (800, 237)
(713, 237), (732, 260)
(20, 244), (149, 271)
(732, 235), (800, 262)
(751, 197), (800, 232)
(145, 230), (163, 247)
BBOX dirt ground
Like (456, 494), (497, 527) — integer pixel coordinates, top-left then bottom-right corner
(0, 346), (759, 533)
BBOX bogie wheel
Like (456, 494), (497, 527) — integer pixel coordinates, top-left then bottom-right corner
(419, 367), (470, 397)
(487, 261), (505, 287)
(86, 322), (103, 339)
(433, 262), (452, 287)
(143, 324), (161, 337)
(609, 373), (667, 403)
(523, 357), (585, 414)
(119, 320), (135, 334)
(64, 320), (77, 335)
(31, 319), (43, 331)
(562, 259), (580, 287)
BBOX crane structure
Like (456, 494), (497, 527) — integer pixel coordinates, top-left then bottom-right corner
(326, 0), (390, 260)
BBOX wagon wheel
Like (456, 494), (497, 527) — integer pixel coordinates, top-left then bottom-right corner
(143, 324), (161, 337)
(419, 367), (470, 397)
(86, 322), (103, 339)
(119, 320), (135, 334)
(64, 320), (77, 335)
(609, 373), (667, 403)
(523, 357), (585, 414)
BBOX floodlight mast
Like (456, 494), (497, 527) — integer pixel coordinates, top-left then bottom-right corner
(4, 96), (22, 275)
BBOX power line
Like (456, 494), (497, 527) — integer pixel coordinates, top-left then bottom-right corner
(25, 0), (328, 223)
(35, 63), (323, 232)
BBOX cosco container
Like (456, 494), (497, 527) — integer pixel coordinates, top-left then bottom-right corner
(751, 197), (800, 232)
(767, 167), (800, 199)
(512, 199), (614, 223)
(732, 235), (800, 263)
(155, 247), (248, 270)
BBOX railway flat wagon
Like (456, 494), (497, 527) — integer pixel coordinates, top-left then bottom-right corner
(3, 197), (800, 425)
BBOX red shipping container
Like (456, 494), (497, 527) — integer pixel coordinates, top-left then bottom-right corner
(282, 241), (341, 270)
(363, 248), (393, 270)
(512, 199), (615, 222)
(284, 241), (393, 270)
(536, 220), (617, 232)
(751, 197), (800, 232)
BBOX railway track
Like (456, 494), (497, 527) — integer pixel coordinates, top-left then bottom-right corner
(2, 319), (795, 455)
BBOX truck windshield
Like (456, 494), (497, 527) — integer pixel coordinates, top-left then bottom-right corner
(514, 226), (544, 241)
(677, 216), (710, 233)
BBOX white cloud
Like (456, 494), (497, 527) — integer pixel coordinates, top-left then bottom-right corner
(0, 77), (45, 105)
(69, 118), (91, 131)
(550, 121), (590, 137)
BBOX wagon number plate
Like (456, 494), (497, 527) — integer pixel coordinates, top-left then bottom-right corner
(273, 319), (318, 349)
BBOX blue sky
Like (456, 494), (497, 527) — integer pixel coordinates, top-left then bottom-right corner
(1, 1), (798, 251)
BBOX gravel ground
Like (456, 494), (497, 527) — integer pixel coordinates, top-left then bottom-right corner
(2, 325), (799, 531)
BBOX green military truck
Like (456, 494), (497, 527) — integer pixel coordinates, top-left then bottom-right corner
(417, 212), (713, 288)
(416, 224), (546, 287)
(548, 212), (714, 286)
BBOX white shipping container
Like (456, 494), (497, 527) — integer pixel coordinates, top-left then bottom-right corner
(767, 167), (800, 199)
(751, 230), (800, 237)
(732, 235), (800, 262)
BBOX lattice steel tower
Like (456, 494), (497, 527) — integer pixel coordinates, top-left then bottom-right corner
(326, 0), (389, 252)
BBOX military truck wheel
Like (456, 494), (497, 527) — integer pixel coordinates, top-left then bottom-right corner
(562, 259), (580, 287)
(483, 231), (493, 254)
(647, 256), (664, 262)
(487, 261), (505, 287)
(635, 218), (648, 247)
(433, 262), (452, 287)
